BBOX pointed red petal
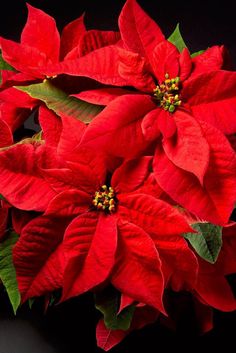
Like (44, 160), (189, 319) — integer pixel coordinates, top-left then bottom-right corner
(76, 30), (121, 58)
(1, 38), (48, 77)
(45, 190), (91, 217)
(0, 71), (35, 89)
(196, 274), (236, 312)
(44, 46), (129, 86)
(118, 0), (165, 62)
(157, 109), (177, 139)
(179, 48), (192, 81)
(21, 4), (60, 62)
(96, 319), (129, 351)
(118, 294), (135, 313)
(112, 157), (152, 193)
(112, 220), (165, 313)
(141, 108), (161, 141)
(182, 70), (236, 134)
(118, 193), (197, 290)
(41, 148), (106, 196)
(13, 214), (66, 301)
(0, 119), (13, 148)
(80, 94), (155, 159)
(157, 236), (198, 292)
(154, 121), (236, 224)
(191, 45), (225, 78)
(62, 212), (117, 301)
(73, 87), (133, 105)
(163, 110), (210, 184)
(60, 14), (86, 60)
(57, 113), (86, 157)
(0, 144), (57, 211)
(13, 189), (89, 301)
(0, 87), (36, 108)
(119, 193), (193, 237)
(152, 41), (179, 82)
(39, 106), (62, 148)
(64, 30), (121, 61)
(136, 173), (167, 200)
(118, 48), (155, 92)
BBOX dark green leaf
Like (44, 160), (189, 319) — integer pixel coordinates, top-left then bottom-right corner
(0, 232), (21, 314)
(0, 50), (16, 71)
(168, 23), (187, 52)
(183, 222), (223, 264)
(28, 298), (35, 309)
(191, 49), (205, 58)
(15, 80), (104, 124)
(95, 286), (135, 331)
(0, 194), (6, 201)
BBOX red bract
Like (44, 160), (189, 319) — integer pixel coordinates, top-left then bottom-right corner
(0, 143), (59, 211)
(0, 199), (9, 240)
(0, 4), (120, 82)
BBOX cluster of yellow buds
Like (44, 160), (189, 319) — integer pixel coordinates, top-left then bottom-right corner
(153, 73), (181, 113)
(92, 185), (116, 213)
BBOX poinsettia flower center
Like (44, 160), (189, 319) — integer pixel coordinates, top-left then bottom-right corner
(92, 185), (116, 213)
(153, 73), (181, 113)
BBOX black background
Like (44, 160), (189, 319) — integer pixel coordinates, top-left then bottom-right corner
(1, 0), (236, 352)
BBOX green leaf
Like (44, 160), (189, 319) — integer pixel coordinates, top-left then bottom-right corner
(0, 194), (6, 201)
(32, 131), (43, 141)
(0, 50), (16, 71)
(95, 286), (135, 331)
(168, 23), (187, 52)
(183, 222), (223, 264)
(0, 232), (21, 314)
(15, 80), (104, 124)
(191, 49), (205, 58)
(28, 298), (35, 309)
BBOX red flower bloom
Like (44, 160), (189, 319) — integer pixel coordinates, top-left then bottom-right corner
(2, 138), (196, 311)
(0, 4), (120, 82)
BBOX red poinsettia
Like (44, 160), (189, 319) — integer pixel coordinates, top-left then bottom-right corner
(0, 136), (195, 310)
(61, 156), (197, 307)
(0, 3), (120, 83)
